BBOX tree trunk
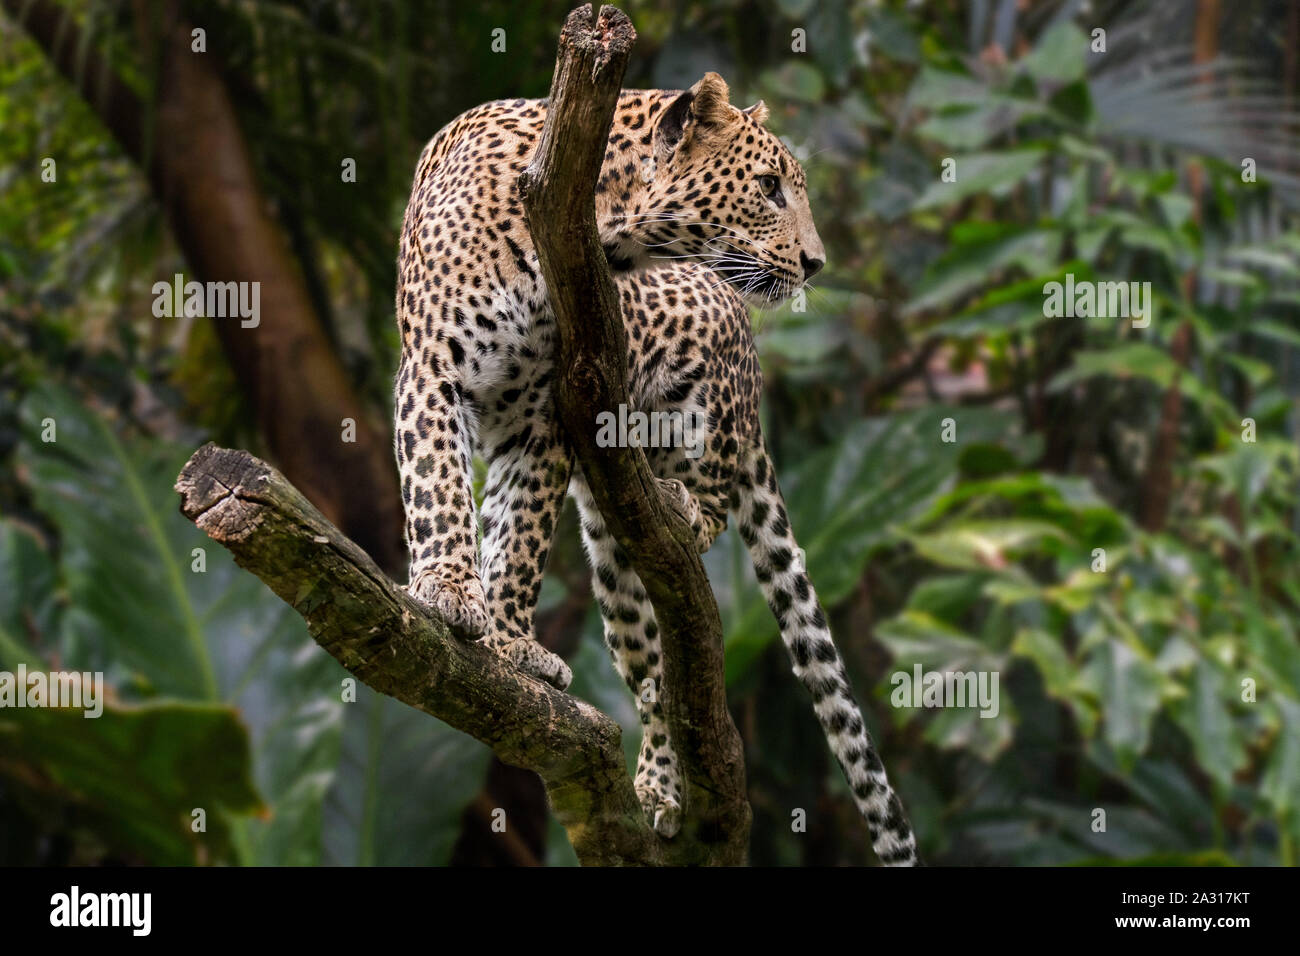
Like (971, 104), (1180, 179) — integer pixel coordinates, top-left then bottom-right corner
(5, 0), (406, 574)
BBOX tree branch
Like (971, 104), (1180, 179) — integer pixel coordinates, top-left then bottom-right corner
(518, 4), (751, 864)
(175, 443), (658, 866)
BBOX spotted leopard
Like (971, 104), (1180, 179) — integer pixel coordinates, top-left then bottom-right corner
(394, 73), (917, 865)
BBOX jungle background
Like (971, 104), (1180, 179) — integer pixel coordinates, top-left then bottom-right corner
(1, 0), (1298, 866)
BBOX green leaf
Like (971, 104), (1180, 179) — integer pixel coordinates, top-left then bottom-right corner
(908, 519), (1072, 572)
(1021, 22), (1087, 88)
(907, 66), (993, 110)
(1051, 346), (1237, 425)
(321, 682), (490, 865)
(905, 573), (989, 623)
(1172, 659), (1245, 790)
(916, 98), (1046, 150)
(1070, 851), (1237, 867)
(1260, 696), (1300, 817)
(921, 704), (1013, 761)
(0, 699), (262, 864)
(1225, 246), (1300, 276)
(905, 227), (1063, 314)
(759, 61), (824, 103)
(1012, 627), (1075, 700)
(875, 610), (999, 671)
(1247, 320), (1300, 349)
(1156, 193), (1196, 230)
(1102, 757), (1215, 843)
(875, 612), (1012, 760)
(1081, 638), (1163, 769)
(15, 384), (347, 864)
(911, 149), (1046, 211)
(0, 523), (58, 669)
(1048, 79), (1093, 125)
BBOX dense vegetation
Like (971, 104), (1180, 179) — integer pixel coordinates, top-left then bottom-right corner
(1, 0), (1297, 866)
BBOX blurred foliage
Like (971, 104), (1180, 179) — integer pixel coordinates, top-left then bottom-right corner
(1, 0), (1298, 866)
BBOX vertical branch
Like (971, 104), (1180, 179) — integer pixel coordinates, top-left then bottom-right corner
(518, 4), (751, 864)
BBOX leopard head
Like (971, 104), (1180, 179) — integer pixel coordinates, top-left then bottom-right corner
(604, 73), (826, 307)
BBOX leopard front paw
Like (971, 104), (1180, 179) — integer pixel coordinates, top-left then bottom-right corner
(406, 570), (489, 637)
(503, 638), (573, 691)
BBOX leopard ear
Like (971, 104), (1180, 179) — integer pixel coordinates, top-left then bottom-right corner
(742, 100), (769, 124)
(655, 73), (734, 163)
(689, 72), (732, 127)
(655, 87), (696, 158)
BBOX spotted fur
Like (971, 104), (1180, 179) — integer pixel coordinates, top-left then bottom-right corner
(394, 73), (916, 864)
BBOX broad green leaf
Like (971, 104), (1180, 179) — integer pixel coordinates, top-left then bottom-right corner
(1260, 696), (1300, 817)
(321, 682), (489, 865)
(907, 66), (993, 110)
(1172, 659), (1245, 790)
(904, 573), (988, 623)
(1247, 320), (1300, 349)
(1081, 638), (1163, 769)
(1021, 22), (1086, 88)
(916, 98), (1046, 150)
(906, 228), (1063, 314)
(1011, 627), (1075, 700)
(16, 383), (347, 864)
(0, 523), (58, 669)
(0, 699), (262, 865)
(1225, 246), (1300, 276)
(1156, 193), (1196, 230)
(908, 519), (1072, 572)
(911, 149), (1046, 211)
(759, 61), (824, 103)
(875, 610), (999, 671)
(875, 611), (1012, 759)
(1051, 346), (1237, 425)
(1100, 756), (1215, 843)
(921, 703), (1013, 761)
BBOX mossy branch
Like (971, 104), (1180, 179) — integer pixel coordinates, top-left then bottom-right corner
(175, 444), (658, 866)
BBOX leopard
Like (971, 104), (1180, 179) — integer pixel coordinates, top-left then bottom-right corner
(394, 72), (917, 865)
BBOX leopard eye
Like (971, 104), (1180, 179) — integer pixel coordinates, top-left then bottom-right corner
(757, 174), (779, 198)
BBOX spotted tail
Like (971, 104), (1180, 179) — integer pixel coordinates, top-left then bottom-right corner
(731, 438), (918, 866)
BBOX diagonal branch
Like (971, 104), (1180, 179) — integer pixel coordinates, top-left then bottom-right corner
(518, 4), (751, 865)
(175, 443), (658, 866)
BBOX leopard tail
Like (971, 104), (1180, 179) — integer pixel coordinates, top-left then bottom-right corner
(730, 438), (918, 866)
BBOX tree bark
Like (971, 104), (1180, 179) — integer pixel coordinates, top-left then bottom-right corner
(518, 4), (751, 865)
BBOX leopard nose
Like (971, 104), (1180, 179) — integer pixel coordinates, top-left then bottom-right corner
(800, 252), (824, 280)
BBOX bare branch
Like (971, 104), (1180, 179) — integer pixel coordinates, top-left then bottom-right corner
(518, 4), (751, 865)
